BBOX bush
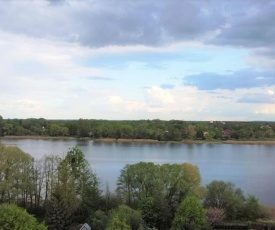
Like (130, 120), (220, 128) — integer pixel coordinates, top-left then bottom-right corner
(0, 204), (47, 230)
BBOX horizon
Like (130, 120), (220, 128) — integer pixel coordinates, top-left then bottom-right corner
(2, 116), (275, 123)
(1, 1), (275, 121)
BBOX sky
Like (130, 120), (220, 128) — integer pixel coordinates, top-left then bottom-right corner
(1, 0), (275, 121)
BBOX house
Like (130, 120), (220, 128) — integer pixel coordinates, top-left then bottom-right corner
(222, 130), (232, 139)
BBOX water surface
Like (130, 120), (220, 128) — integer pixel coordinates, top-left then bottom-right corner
(1, 138), (275, 205)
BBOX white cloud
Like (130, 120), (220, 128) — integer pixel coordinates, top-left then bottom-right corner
(267, 90), (274, 95)
(147, 86), (175, 105)
(256, 105), (275, 115)
(103, 85), (270, 120)
(1, 1), (275, 121)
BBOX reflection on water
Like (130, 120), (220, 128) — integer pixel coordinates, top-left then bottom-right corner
(1, 138), (275, 205)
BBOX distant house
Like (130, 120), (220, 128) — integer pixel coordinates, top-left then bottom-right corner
(223, 130), (231, 136)
(222, 130), (232, 139)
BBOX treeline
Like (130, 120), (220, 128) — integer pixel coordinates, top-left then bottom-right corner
(0, 142), (273, 229)
(0, 143), (100, 229)
(1, 115), (275, 141)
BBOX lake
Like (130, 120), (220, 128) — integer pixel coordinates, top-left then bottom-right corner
(1, 138), (275, 205)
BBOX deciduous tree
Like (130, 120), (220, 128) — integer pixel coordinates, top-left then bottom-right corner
(0, 204), (47, 230)
(203, 181), (245, 220)
(172, 196), (206, 230)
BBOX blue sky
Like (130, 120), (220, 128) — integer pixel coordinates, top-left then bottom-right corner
(1, 0), (275, 120)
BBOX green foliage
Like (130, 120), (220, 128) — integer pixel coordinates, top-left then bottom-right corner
(172, 195), (206, 230)
(2, 115), (275, 141)
(46, 146), (101, 228)
(46, 194), (70, 230)
(117, 162), (202, 229)
(240, 195), (265, 221)
(106, 215), (131, 230)
(140, 197), (157, 228)
(0, 115), (4, 136)
(203, 181), (265, 221)
(0, 204), (47, 230)
(117, 162), (160, 206)
(106, 205), (143, 230)
(77, 119), (92, 137)
(90, 210), (109, 230)
(0, 143), (34, 205)
(49, 124), (69, 136)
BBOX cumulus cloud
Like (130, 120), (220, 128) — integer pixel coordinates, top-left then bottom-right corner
(105, 85), (274, 121)
(108, 95), (146, 113)
(1, 0), (275, 120)
(1, 0), (274, 63)
(146, 86), (175, 107)
(210, 1), (275, 48)
(0, 0), (274, 58)
(0, 0), (224, 47)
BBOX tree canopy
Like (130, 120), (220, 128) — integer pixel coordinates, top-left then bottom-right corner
(2, 115), (275, 141)
(203, 180), (264, 221)
(0, 204), (47, 230)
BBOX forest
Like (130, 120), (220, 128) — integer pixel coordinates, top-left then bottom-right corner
(0, 142), (274, 230)
(1, 115), (275, 141)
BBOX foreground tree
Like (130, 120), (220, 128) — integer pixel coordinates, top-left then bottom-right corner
(206, 207), (225, 225)
(116, 162), (203, 229)
(116, 162), (160, 207)
(46, 146), (101, 229)
(106, 205), (143, 230)
(0, 204), (47, 230)
(139, 196), (158, 228)
(240, 195), (264, 221)
(0, 143), (33, 206)
(172, 196), (207, 230)
(203, 180), (264, 221)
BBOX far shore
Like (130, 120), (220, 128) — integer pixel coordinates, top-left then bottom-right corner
(2, 136), (275, 145)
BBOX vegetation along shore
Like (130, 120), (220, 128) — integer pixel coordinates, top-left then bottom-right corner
(2, 116), (275, 144)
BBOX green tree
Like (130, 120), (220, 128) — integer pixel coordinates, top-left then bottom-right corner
(42, 155), (61, 203)
(117, 162), (203, 230)
(120, 125), (134, 139)
(46, 146), (100, 228)
(185, 124), (196, 139)
(106, 205), (143, 230)
(203, 181), (245, 220)
(106, 215), (131, 230)
(46, 194), (71, 230)
(49, 124), (69, 137)
(90, 210), (109, 230)
(117, 162), (160, 206)
(140, 197), (157, 228)
(46, 156), (80, 229)
(0, 143), (34, 206)
(0, 204), (46, 230)
(76, 119), (91, 137)
(172, 196), (206, 230)
(0, 115), (4, 136)
(182, 163), (201, 192)
(240, 195), (264, 221)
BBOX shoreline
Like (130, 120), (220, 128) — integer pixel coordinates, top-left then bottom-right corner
(2, 136), (275, 145)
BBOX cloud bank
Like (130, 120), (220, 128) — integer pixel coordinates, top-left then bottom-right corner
(1, 0), (275, 120)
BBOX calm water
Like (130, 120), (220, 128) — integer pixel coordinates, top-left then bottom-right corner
(1, 138), (275, 205)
